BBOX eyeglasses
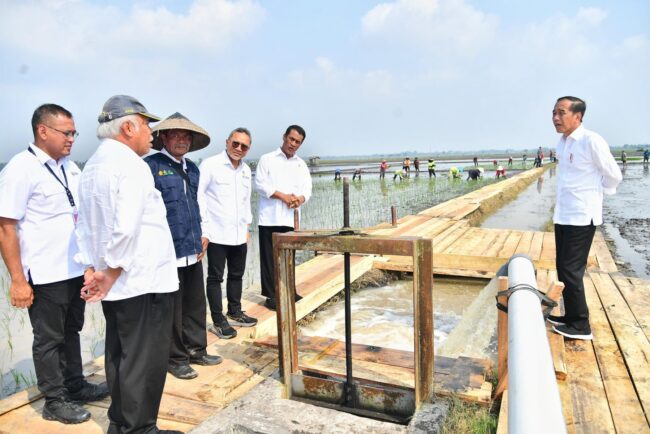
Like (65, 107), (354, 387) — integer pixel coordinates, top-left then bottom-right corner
(42, 124), (79, 139)
(231, 141), (250, 151)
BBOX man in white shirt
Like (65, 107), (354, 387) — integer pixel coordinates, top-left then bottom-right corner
(199, 127), (257, 338)
(254, 125), (312, 310)
(145, 113), (222, 380)
(548, 96), (622, 340)
(76, 95), (182, 434)
(0, 104), (108, 425)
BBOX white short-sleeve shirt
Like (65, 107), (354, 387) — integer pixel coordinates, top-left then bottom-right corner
(0, 144), (84, 284)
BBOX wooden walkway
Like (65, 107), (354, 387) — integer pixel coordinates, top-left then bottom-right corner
(1, 165), (648, 433)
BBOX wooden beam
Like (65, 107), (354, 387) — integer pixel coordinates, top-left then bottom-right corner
(495, 276), (509, 399)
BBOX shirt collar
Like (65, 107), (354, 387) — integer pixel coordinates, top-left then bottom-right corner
(273, 147), (298, 160)
(161, 147), (186, 167)
(28, 143), (67, 166)
(218, 149), (244, 171)
(566, 124), (586, 143)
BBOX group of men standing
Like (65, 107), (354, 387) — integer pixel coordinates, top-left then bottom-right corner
(0, 95), (312, 434)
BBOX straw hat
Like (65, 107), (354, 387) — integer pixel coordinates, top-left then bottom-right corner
(151, 112), (210, 152)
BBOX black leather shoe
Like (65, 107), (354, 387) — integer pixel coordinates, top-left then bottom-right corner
(42, 399), (91, 424)
(168, 364), (198, 380)
(264, 297), (276, 311)
(209, 318), (237, 339)
(546, 314), (566, 326)
(190, 354), (223, 366)
(67, 381), (109, 403)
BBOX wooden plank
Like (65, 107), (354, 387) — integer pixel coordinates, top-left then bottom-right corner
(444, 227), (481, 255)
(589, 271), (650, 420)
(432, 224), (470, 253)
(540, 231), (556, 263)
(514, 230), (533, 255)
(548, 331), (567, 380)
(610, 273), (650, 343)
(528, 231), (544, 261)
(590, 231), (617, 272)
(584, 274), (649, 432)
(496, 390), (508, 434)
(497, 230), (523, 259)
(482, 229), (512, 257)
(564, 339), (616, 433)
(558, 379), (576, 434)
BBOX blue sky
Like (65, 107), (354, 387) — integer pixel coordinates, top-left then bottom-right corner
(0, 0), (648, 162)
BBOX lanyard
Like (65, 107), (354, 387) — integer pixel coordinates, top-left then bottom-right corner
(27, 147), (76, 208)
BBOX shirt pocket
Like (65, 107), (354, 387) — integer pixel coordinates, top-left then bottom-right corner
(34, 181), (70, 215)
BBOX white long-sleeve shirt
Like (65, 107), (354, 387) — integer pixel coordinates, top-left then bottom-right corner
(254, 148), (312, 227)
(553, 125), (622, 226)
(198, 150), (252, 246)
(0, 144), (84, 284)
(75, 138), (178, 301)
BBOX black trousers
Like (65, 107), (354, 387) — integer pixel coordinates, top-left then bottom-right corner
(169, 262), (208, 367)
(554, 223), (597, 330)
(428, 169), (436, 177)
(102, 292), (174, 434)
(28, 275), (85, 402)
(206, 242), (247, 321)
(259, 225), (293, 300)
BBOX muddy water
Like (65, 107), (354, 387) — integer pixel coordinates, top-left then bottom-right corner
(300, 277), (487, 351)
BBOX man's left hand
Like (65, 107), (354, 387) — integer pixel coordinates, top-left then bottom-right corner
(198, 237), (209, 261)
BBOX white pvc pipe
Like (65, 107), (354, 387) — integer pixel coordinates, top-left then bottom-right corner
(507, 254), (566, 434)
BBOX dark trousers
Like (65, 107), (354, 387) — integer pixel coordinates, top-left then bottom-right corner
(102, 292), (174, 434)
(206, 242), (247, 322)
(554, 223), (596, 330)
(259, 225), (293, 300)
(169, 262), (208, 367)
(28, 275), (85, 402)
(428, 169), (436, 177)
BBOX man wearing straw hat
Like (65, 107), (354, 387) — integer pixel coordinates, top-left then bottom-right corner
(145, 113), (223, 380)
(76, 95), (181, 434)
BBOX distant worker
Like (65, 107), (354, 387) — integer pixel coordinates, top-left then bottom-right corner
(643, 149), (649, 164)
(492, 159), (498, 168)
(621, 151), (628, 165)
(379, 159), (389, 179)
(549, 149), (555, 162)
(549, 96), (622, 340)
(508, 156), (513, 167)
(403, 157), (411, 176)
(473, 156), (478, 167)
(522, 153), (528, 167)
(352, 167), (362, 181)
(496, 165), (506, 178)
(413, 157), (420, 175)
(334, 167), (342, 181)
(427, 158), (436, 178)
(448, 166), (461, 179)
(467, 167), (483, 180)
(393, 168), (404, 181)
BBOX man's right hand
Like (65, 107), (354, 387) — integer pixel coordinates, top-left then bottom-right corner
(10, 279), (33, 308)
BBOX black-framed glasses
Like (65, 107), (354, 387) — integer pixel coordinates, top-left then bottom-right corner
(231, 141), (250, 151)
(43, 124), (79, 139)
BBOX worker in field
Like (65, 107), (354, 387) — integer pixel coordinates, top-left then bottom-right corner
(352, 167), (362, 181)
(508, 156), (513, 167)
(496, 165), (506, 178)
(448, 166), (461, 179)
(403, 157), (411, 176)
(522, 153), (527, 167)
(393, 168), (404, 181)
(0, 104), (108, 425)
(473, 156), (478, 167)
(334, 167), (342, 181)
(643, 149), (649, 164)
(379, 159), (389, 179)
(467, 167), (483, 180)
(621, 150), (627, 166)
(413, 157), (420, 175)
(549, 96), (622, 340)
(427, 158), (436, 178)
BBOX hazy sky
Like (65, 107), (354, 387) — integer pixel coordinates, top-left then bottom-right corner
(1, 0), (648, 162)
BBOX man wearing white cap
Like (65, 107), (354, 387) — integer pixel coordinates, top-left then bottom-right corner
(76, 95), (182, 434)
(146, 113), (222, 380)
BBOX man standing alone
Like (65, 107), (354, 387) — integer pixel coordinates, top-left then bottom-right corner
(0, 104), (108, 424)
(146, 113), (223, 380)
(254, 125), (312, 310)
(549, 96), (622, 340)
(199, 127), (257, 339)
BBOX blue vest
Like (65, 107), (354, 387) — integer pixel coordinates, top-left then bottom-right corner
(144, 152), (202, 259)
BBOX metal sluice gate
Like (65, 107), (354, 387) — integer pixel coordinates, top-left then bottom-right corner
(272, 178), (434, 423)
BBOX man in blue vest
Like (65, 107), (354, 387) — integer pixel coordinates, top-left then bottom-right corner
(145, 113), (222, 380)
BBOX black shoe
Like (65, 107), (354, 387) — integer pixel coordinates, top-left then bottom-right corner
(66, 381), (109, 403)
(552, 324), (593, 340)
(209, 319), (237, 339)
(264, 298), (276, 311)
(546, 314), (566, 326)
(227, 311), (258, 327)
(43, 399), (91, 424)
(190, 353), (223, 366)
(168, 364), (198, 380)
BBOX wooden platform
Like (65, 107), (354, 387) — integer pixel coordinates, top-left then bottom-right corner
(2, 165), (648, 433)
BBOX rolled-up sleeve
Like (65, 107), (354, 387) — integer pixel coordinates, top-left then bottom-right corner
(590, 137), (622, 194)
(254, 155), (276, 199)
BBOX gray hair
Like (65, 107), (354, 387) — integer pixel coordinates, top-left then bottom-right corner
(96, 114), (141, 139)
(227, 127), (252, 143)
